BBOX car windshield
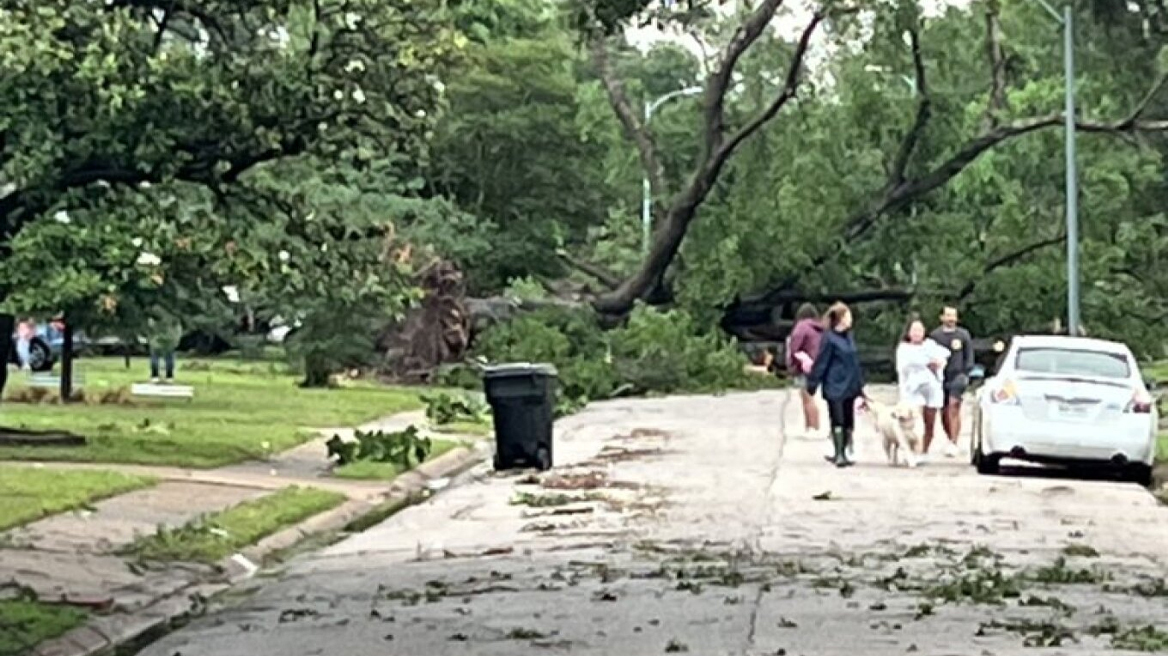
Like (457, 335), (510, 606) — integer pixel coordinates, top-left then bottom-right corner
(1014, 347), (1131, 379)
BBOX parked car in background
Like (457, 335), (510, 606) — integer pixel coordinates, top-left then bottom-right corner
(7, 320), (94, 372)
(971, 335), (1158, 486)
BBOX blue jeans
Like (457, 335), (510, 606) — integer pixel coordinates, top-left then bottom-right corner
(150, 350), (175, 379)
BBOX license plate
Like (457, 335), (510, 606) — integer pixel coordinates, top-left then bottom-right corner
(1052, 403), (1089, 420)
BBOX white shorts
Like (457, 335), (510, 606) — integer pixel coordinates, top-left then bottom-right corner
(902, 380), (944, 409)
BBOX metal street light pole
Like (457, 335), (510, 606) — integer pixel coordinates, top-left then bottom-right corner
(1031, 0), (1079, 335)
(642, 86), (702, 256)
(1062, 5), (1080, 337)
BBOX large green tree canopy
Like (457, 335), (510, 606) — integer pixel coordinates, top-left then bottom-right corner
(0, 0), (457, 387)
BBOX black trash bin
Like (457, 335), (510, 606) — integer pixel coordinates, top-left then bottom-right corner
(483, 363), (557, 471)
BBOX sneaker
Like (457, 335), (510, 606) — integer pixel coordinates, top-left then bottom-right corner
(150, 377), (161, 384)
(944, 441), (960, 458)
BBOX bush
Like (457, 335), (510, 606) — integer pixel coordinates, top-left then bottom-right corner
(609, 306), (748, 394)
(325, 426), (433, 469)
(471, 308), (618, 403)
(422, 391), (488, 425)
(469, 304), (756, 411)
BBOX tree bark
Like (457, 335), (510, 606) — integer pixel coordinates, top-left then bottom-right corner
(0, 313), (13, 402)
(60, 321), (75, 402)
(300, 356), (332, 388)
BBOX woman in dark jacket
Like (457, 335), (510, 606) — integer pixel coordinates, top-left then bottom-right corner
(806, 302), (867, 467)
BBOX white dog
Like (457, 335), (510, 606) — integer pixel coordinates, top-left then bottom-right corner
(862, 399), (922, 468)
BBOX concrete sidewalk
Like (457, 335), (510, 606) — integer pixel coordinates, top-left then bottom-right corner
(2, 411), (488, 656)
(136, 387), (1168, 656)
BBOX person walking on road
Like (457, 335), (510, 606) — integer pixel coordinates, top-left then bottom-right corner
(895, 315), (948, 460)
(786, 303), (824, 438)
(926, 306), (974, 457)
(806, 302), (867, 468)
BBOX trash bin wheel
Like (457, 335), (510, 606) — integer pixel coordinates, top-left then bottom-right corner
(535, 446), (551, 471)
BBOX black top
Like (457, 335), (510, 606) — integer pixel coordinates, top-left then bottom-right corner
(929, 326), (974, 381)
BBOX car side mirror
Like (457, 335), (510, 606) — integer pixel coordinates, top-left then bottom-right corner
(1144, 377), (1158, 392)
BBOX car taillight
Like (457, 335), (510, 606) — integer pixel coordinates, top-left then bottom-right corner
(1125, 390), (1154, 414)
(991, 380), (1019, 405)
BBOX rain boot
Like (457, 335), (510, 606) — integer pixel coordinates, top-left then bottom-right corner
(842, 429), (855, 467)
(823, 427), (848, 467)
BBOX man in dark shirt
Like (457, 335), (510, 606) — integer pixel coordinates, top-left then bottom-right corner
(926, 306), (974, 458)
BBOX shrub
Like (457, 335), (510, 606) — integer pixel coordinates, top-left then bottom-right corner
(609, 305), (747, 394)
(468, 304), (755, 410)
(325, 426), (433, 469)
(422, 392), (488, 425)
(472, 307), (618, 402)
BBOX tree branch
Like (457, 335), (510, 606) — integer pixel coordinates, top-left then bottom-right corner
(955, 233), (1065, 299)
(714, 10), (827, 163)
(556, 251), (621, 289)
(594, 7), (831, 315)
(590, 39), (668, 217)
(1113, 70), (1168, 128)
(983, 0), (1009, 128)
(705, 0), (785, 156)
(890, 26), (931, 184)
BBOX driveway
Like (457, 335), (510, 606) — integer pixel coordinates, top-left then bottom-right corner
(139, 387), (1168, 655)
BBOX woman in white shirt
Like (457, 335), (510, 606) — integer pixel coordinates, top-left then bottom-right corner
(895, 317), (948, 457)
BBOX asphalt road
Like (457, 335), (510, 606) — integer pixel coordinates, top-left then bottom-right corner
(139, 387), (1168, 656)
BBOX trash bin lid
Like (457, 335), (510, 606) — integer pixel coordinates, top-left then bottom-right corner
(483, 362), (558, 378)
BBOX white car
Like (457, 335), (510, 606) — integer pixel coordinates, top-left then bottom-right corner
(971, 335), (1159, 486)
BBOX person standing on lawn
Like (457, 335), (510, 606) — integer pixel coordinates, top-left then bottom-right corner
(786, 303), (824, 438)
(146, 312), (182, 383)
(806, 302), (867, 468)
(926, 306), (974, 457)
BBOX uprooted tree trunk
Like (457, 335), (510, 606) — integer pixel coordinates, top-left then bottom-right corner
(589, 1), (1168, 318)
(377, 260), (472, 383)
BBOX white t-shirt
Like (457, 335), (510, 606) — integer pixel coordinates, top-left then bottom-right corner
(896, 339), (949, 392)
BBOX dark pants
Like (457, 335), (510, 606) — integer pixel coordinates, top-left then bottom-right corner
(826, 396), (858, 433)
(150, 349), (175, 379)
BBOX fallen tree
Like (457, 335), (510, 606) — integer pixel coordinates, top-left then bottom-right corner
(585, 0), (1168, 319)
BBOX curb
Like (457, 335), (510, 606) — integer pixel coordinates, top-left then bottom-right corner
(31, 440), (491, 656)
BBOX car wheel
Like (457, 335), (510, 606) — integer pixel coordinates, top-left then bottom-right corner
(974, 437), (1001, 475)
(1126, 464), (1153, 488)
(27, 337), (53, 372)
(535, 446), (552, 471)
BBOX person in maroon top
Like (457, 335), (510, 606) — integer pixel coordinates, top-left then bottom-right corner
(786, 303), (824, 438)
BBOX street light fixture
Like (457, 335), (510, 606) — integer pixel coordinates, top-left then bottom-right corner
(642, 85), (702, 255)
(1029, 0), (1080, 336)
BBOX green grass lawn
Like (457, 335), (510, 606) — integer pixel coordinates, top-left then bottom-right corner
(1157, 433), (1167, 461)
(333, 439), (460, 480)
(0, 466), (155, 531)
(0, 599), (87, 656)
(0, 357), (424, 468)
(1145, 360), (1168, 383)
(123, 486), (345, 563)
